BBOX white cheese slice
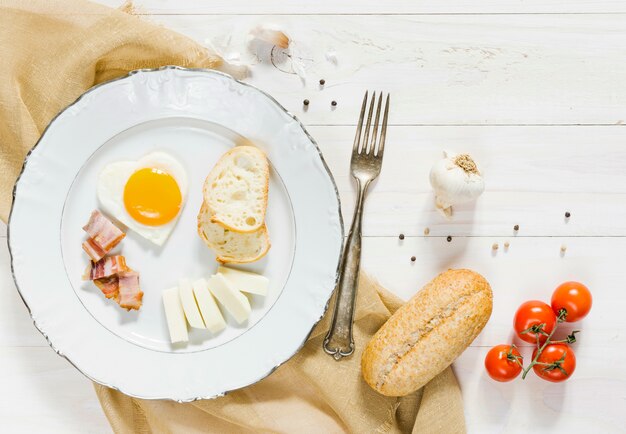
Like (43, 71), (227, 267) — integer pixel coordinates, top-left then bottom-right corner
(179, 278), (206, 329)
(217, 266), (269, 296)
(208, 273), (251, 324)
(162, 287), (188, 344)
(192, 278), (226, 334)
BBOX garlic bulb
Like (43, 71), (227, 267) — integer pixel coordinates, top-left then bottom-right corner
(429, 151), (485, 218)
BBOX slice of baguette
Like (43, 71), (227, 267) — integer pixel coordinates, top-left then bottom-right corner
(197, 203), (270, 264)
(203, 146), (269, 233)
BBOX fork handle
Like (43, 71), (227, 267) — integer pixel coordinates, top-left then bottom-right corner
(323, 179), (370, 360)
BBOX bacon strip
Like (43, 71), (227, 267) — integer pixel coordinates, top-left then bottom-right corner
(82, 238), (107, 262)
(82, 210), (125, 261)
(117, 271), (143, 311)
(83, 255), (129, 281)
(93, 275), (119, 299)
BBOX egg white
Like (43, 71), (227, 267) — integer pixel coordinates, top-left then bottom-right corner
(97, 152), (188, 246)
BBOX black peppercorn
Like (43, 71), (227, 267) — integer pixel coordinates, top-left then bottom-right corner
(565, 212), (571, 218)
(399, 234), (405, 240)
(303, 99), (309, 106)
(319, 79), (326, 85)
(410, 256), (416, 262)
(514, 224), (520, 231)
(331, 100), (337, 107)
(447, 236), (452, 242)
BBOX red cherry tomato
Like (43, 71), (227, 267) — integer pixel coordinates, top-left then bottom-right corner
(532, 343), (576, 382)
(551, 281), (592, 322)
(484, 345), (523, 382)
(513, 300), (557, 344)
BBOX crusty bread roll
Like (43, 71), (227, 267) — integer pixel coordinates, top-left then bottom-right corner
(361, 269), (492, 396)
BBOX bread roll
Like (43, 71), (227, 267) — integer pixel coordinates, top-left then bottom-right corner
(361, 269), (492, 396)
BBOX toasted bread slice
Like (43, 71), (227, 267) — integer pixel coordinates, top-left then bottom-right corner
(197, 203), (270, 264)
(202, 146), (269, 233)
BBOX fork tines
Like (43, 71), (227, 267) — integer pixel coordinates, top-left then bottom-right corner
(353, 91), (389, 157)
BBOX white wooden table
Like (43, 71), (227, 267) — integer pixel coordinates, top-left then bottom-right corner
(3, 1), (626, 432)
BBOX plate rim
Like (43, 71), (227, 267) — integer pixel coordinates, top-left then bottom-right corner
(7, 66), (345, 402)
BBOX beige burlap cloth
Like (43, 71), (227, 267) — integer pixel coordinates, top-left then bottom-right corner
(0, 1), (466, 432)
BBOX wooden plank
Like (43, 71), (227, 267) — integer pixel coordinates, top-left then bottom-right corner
(4, 349), (621, 434)
(94, 14), (626, 126)
(312, 125), (626, 236)
(9, 125), (626, 239)
(0, 347), (111, 433)
(360, 236), (624, 348)
(9, 11), (626, 125)
(3, 235), (620, 347)
(94, 0), (626, 14)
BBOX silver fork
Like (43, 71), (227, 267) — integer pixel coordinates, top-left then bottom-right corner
(323, 91), (389, 360)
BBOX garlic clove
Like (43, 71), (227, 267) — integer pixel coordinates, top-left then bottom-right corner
(435, 199), (453, 218)
(249, 25), (290, 49)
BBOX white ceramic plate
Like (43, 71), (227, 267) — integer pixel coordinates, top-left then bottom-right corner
(8, 67), (343, 401)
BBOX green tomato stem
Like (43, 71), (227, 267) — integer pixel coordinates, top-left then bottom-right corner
(521, 309), (568, 380)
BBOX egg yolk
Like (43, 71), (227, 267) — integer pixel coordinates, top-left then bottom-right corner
(123, 168), (182, 226)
